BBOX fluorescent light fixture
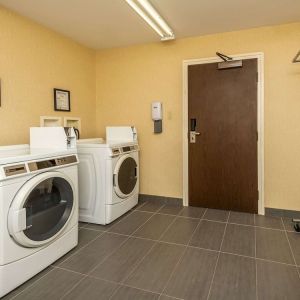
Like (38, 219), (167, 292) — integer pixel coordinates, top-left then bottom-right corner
(126, 0), (175, 41)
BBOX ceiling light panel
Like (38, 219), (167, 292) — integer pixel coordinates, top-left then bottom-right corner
(125, 0), (175, 41)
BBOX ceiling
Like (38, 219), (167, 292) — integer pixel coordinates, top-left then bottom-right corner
(0, 0), (300, 49)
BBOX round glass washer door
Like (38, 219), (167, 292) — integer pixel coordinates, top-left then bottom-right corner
(8, 171), (75, 248)
(113, 154), (138, 198)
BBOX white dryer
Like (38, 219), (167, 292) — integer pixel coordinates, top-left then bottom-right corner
(0, 145), (79, 298)
(77, 139), (139, 224)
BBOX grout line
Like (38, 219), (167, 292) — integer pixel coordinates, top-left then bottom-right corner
(255, 257), (297, 268)
(103, 211), (160, 299)
(81, 222), (300, 269)
(126, 208), (288, 233)
(137, 210), (288, 232)
(76, 222), (300, 270)
(78, 222), (89, 229)
(68, 210), (155, 298)
(61, 209), (157, 300)
(156, 203), (167, 214)
(55, 230), (106, 266)
(59, 204), (153, 299)
(109, 208), (186, 300)
(58, 265), (180, 300)
(8, 267), (56, 300)
(206, 211), (230, 300)
(135, 202), (165, 214)
(281, 218), (300, 280)
(157, 208), (208, 299)
(254, 222), (258, 300)
(8, 208), (299, 299)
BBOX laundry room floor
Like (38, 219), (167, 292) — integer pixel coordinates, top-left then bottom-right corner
(4, 201), (300, 300)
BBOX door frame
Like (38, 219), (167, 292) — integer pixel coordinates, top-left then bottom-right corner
(182, 52), (265, 215)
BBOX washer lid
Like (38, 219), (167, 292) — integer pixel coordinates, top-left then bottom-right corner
(8, 171), (74, 248)
(113, 155), (138, 198)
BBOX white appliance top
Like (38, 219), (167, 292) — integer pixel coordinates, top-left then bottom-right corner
(77, 138), (138, 148)
(106, 126), (137, 142)
(0, 144), (77, 165)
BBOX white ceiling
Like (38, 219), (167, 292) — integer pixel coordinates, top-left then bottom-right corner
(0, 0), (300, 49)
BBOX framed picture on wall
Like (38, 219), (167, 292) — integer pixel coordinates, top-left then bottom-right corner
(54, 88), (71, 111)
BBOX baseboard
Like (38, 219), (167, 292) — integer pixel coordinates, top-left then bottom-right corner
(265, 207), (300, 219)
(139, 194), (182, 206)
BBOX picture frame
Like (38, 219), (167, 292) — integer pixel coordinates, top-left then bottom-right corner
(54, 88), (71, 112)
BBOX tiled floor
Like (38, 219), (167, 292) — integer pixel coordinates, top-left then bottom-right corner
(4, 202), (300, 300)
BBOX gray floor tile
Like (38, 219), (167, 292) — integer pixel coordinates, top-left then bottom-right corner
(78, 221), (88, 228)
(90, 237), (155, 282)
(157, 204), (183, 216)
(13, 268), (83, 300)
(179, 206), (206, 218)
(165, 247), (218, 300)
(256, 227), (294, 264)
(255, 215), (284, 230)
(84, 220), (115, 232)
(283, 218), (299, 232)
(228, 211), (255, 226)
(77, 228), (104, 246)
(60, 232), (128, 274)
(54, 228), (103, 265)
(203, 209), (229, 222)
(159, 296), (179, 300)
(136, 201), (164, 212)
(221, 224), (255, 257)
(125, 242), (185, 293)
(287, 232), (300, 265)
(132, 201), (147, 210)
(160, 217), (199, 245)
(111, 285), (159, 300)
(63, 276), (118, 300)
(2, 267), (53, 300)
(209, 253), (256, 300)
(133, 214), (175, 240)
(109, 211), (153, 235)
(189, 220), (226, 251)
(257, 259), (300, 300)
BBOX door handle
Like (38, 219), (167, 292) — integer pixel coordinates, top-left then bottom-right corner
(190, 131), (201, 143)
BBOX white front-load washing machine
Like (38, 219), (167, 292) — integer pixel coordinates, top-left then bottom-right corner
(0, 145), (79, 298)
(77, 139), (139, 224)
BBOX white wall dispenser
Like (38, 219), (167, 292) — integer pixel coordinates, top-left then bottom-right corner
(151, 102), (163, 133)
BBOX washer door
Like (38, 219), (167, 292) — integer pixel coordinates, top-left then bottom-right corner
(113, 154), (138, 198)
(8, 171), (74, 248)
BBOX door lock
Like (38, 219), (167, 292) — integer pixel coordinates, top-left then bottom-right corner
(190, 131), (201, 143)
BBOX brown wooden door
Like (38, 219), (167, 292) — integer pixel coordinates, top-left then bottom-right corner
(188, 59), (258, 213)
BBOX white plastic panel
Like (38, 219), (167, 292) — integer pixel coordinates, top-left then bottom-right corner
(78, 153), (97, 219)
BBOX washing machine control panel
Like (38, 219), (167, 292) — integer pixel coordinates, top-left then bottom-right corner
(111, 148), (121, 156)
(3, 164), (27, 177)
(1, 155), (78, 179)
(110, 145), (139, 157)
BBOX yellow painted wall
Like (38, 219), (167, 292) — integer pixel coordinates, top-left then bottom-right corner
(1, 4), (299, 211)
(96, 22), (300, 211)
(0, 6), (96, 145)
